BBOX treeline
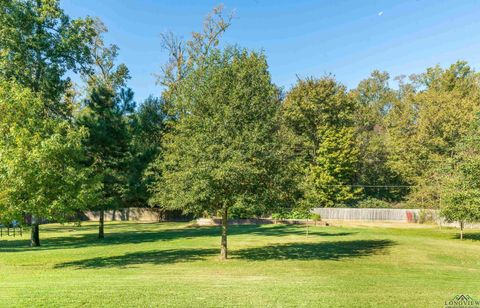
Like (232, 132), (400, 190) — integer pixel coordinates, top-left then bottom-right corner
(1, 2), (479, 254)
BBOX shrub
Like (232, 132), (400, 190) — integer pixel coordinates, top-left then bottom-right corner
(418, 209), (436, 224)
(271, 210), (317, 220)
(356, 198), (391, 209)
(271, 212), (285, 220)
(310, 213), (321, 221)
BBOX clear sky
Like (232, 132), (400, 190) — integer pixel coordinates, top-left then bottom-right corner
(62, 0), (480, 103)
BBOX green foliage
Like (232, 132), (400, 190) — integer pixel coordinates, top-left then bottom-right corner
(128, 96), (168, 206)
(356, 198), (391, 209)
(0, 79), (100, 224)
(281, 77), (360, 208)
(79, 86), (132, 211)
(440, 117), (480, 227)
(0, 0), (97, 111)
(387, 62), (480, 208)
(351, 71), (407, 201)
(150, 47), (283, 218)
(302, 126), (360, 207)
(78, 37), (133, 213)
(271, 210), (313, 220)
(418, 209), (436, 224)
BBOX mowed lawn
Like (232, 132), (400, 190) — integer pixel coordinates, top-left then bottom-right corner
(0, 222), (479, 307)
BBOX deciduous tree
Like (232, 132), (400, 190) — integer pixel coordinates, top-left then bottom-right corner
(0, 79), (99, 246)
(281, 77), (360, 208)
(151, 48), (282, 259)
(0, 0), (97, 113)
(440, 117), (480, 239)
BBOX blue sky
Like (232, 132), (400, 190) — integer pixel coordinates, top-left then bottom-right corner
(63, 0), (480, 103)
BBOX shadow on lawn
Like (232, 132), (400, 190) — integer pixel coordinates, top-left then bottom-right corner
(54, 239), (394, 269)
(55, 248), (218, 269)
(453, 233), (480, 240)
(0, 224), (355, 252)
(0, 227), (218, 252)
(233, 240), (395, 261)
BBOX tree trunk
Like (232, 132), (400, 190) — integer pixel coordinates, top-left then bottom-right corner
(30, 216), (40, 247)
(98, 210), (105, 239)
(460, 221), (464, 240)
(220, 208), (228, 260)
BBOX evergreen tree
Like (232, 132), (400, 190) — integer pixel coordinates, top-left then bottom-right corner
(128, 96), (168, 208)
(78, 26), (133, 238)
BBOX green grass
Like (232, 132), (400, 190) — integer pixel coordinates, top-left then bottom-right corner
(0, 222), (479, 307)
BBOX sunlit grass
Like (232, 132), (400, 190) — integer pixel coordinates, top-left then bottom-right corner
(0, 221), (479, 307)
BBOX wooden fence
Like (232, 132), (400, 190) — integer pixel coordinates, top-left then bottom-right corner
(311, 208), (426, 222)
(311, 207), (480, 228)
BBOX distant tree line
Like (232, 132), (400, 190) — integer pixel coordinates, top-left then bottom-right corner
(1, 1), (479, 254)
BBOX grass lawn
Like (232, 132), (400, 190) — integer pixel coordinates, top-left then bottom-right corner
(0, 221), (479, 307)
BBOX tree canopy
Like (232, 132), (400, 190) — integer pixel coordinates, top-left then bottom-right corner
(0, 0), (97, 112)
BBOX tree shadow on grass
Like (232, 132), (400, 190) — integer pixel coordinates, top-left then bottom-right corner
(0, 227), (219, 252)
(55, 248), (218, 269)
(55, 239), (395, 269)
(453, 233), (480, 241)
(0, 224), (355, 252)
(232, 225), (355, 238)
(233, 240), (395, 261)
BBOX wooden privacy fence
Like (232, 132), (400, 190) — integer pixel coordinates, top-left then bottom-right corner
(311, 208), (427, 222)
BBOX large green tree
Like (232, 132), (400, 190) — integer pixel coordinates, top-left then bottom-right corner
(281, 77), (360, 209)
(0, 0), (97, 113)
(151, 48), (282, 259)
(0, 0), (100, 245)
(0, 79), (99, 246)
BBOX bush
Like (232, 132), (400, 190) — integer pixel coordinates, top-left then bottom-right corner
(356, 198), (392, 209)
(310, 213), (321, 221)
(418, 209), (436, 224)
(271, 212), (285, 220)
(271, 210), (315, 220)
